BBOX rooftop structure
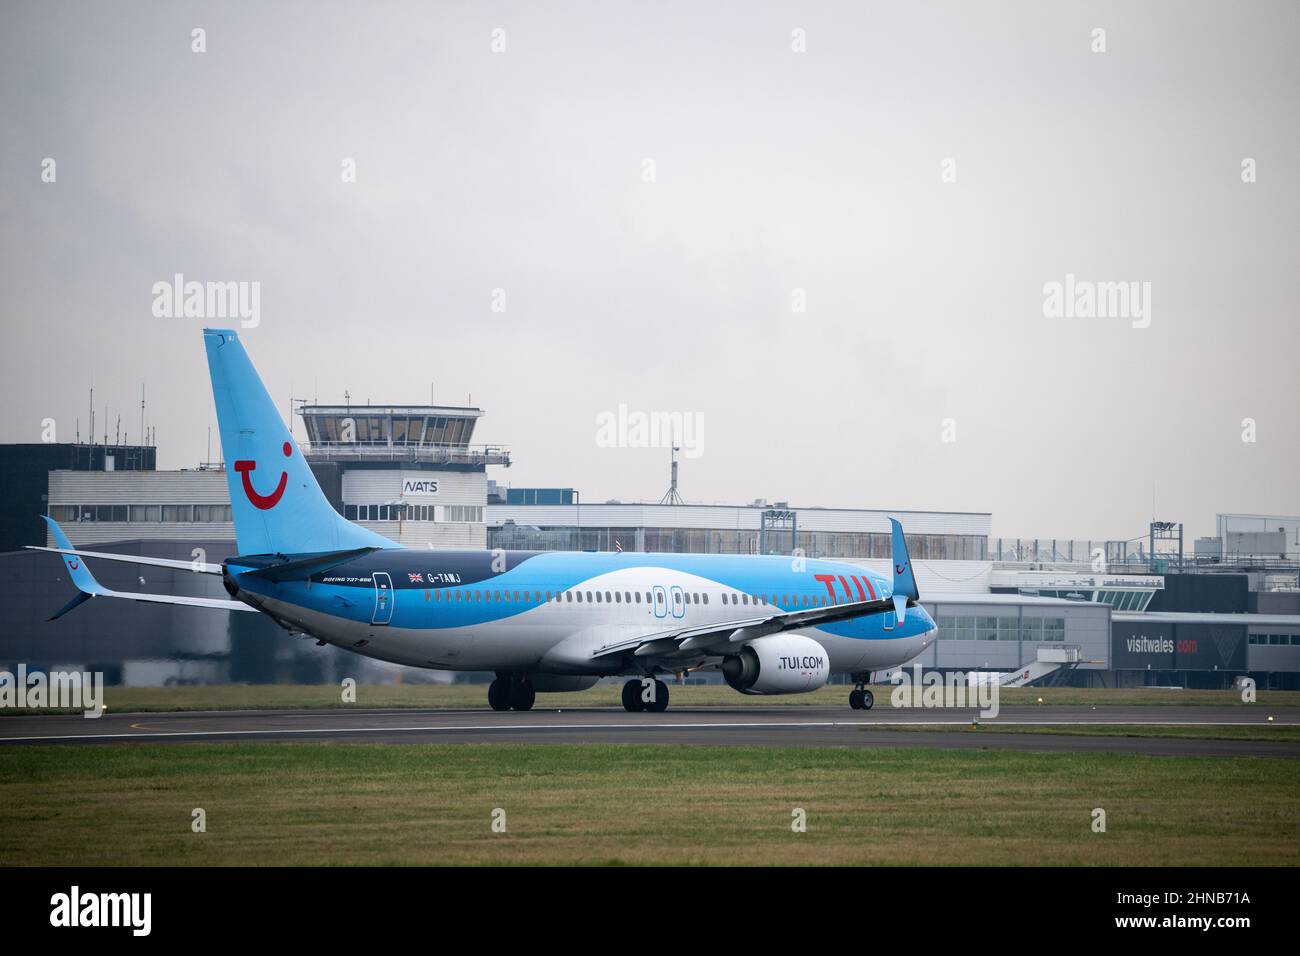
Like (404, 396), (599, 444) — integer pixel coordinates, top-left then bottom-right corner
(299, 404), (510, 468)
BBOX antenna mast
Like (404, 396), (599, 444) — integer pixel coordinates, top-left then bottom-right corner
(659, 446), (684, 505)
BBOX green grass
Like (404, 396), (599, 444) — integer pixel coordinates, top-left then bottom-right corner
(4, 682), (1296, 716)
(1, 744), (1296, 865)
(869, 723), (1300, 742)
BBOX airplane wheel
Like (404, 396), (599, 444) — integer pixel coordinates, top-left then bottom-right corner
(645, 679), (669, 713)
(511, 678), (535, 712)
(849, 689), (864, 710)
(488, 678), (511, 711)
(860, 689), (874, 710)
(621, 679), (644, 712)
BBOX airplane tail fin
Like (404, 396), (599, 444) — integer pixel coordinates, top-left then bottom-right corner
(203, 329), (393, 556)
(889, 518), (919, 622)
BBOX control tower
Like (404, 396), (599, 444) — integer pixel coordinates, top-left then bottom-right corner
(299, 403), (510, 549)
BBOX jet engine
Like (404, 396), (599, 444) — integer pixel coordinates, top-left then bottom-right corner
(721, 635), (830, 695)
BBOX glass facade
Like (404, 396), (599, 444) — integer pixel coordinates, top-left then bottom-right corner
(1249, 633), (1300, 645)
(303, 410), (477, 447)
(487, 525), (987, 559)
(1024, 588), (1154, 611)
(48, 504), (232, 523)
(936, 614), (1066, 641)
(344, 504), (483, 523)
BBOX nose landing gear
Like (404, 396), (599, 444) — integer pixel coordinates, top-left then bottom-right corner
(847, 671), (878, 712)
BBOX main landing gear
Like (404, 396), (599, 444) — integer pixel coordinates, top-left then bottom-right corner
(488, 673), (535, 712)
(847, 676), (878, 712)
(622, 677), (669, 713)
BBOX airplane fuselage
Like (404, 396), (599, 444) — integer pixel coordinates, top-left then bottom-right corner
(227, 549), (937, 677)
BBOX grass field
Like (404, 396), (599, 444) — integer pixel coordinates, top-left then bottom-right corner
(1, 743), (1296, 865)
(4, 682), (1296, 716)
(869, 723), (1300, 742)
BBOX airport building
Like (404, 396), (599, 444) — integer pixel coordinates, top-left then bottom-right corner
(36, 404), (509, 552)
(2, 417), (1298, 688)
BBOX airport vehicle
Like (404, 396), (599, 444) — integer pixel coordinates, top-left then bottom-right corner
(31, 329), (937, 711)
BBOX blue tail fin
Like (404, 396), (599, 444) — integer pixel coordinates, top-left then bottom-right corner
(203, 329), (393, 556)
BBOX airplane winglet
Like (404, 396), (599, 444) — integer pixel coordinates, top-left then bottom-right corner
(37, 515), (256, 618)
(40, 515), (110, 599)
(47, 590), (94, 622)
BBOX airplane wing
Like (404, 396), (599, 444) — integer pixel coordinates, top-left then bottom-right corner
(591, 518), (920, 663)
(31, 516), (256, 621)
(26, 545), (223, 575)
(590, 593), (901, 661)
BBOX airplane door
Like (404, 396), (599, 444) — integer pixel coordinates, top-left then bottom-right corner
(883, 609), (895, 631)
(372, 572), (394, 625)
(652, 586), (667, 618)
(670, 585), (685, 619)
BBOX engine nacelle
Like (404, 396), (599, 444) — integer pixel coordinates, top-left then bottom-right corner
(721, 635), (830, 695)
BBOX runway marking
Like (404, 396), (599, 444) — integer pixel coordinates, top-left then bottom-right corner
(1, 718), (1296, 743)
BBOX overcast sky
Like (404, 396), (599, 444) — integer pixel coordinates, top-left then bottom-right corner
(1, 1), (1296, 542)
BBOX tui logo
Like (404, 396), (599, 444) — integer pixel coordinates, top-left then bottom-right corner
(895, 562), (909, 575)
(234, 441), (292, 510)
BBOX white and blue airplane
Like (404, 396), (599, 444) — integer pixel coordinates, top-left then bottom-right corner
(31, 329), (937, 712)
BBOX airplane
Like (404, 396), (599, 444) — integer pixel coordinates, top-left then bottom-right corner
(29, 328), (938, 712)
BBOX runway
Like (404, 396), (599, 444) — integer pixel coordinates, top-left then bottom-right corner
(2, 705), (1297, 757)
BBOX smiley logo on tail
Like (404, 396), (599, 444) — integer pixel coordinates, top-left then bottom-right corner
(234, 441), (292, 510)
(895, 562), (909, 575)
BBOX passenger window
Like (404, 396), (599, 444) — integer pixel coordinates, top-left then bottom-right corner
(576, 592), (583, 602)
(703, 593), (709, 605)
(635, 592), (642, 603)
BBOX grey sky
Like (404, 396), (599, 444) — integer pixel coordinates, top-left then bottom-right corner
(1, 1), (1296, 542)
